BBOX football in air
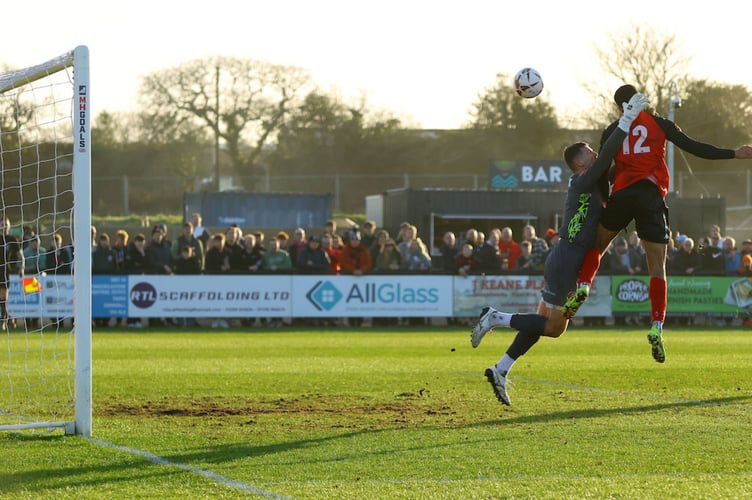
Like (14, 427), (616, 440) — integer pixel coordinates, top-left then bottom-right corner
(513, 68), (543, 98)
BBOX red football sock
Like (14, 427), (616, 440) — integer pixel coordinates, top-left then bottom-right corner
(649, 277), (667, 323)
(578, 247), (601, 284)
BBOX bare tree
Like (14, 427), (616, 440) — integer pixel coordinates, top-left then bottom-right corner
(138, 56), (312, 189)
(589, 24), (691, 123)
(0, 97), (33, 151)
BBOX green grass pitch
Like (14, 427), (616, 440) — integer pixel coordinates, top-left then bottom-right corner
(2, 325), (752, 499)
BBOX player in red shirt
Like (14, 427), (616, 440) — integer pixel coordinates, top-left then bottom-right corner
(564, 84), (752, 363)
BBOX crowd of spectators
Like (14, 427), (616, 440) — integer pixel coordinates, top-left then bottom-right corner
(77, 214), (752, 329)
(432, 222), (752, 280)
(666, 224), (752, 278)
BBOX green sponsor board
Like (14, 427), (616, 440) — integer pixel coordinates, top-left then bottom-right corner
(611, 275), (749, 313)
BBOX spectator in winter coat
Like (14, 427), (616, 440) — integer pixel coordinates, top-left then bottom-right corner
(521, 225), (548, 270)
(457, 243), (480, 276)
(191, 212), (211, 249)
(404, 237), (432, 273)
(297, 235), (330, 274)
(436, 231), (459, 274)
(260, 238), (292, 272)
(288, 227), (308, 271)
(224, 226), (246, 273)
(259, 238), (291, 328)
(608, 236), (645, 275)
(670, 237), (702, 275)
(321, 233), (341, 274)
(92, 233), (116, 327)
(173, 245), (201, 327)
(242, 234), (263, 273)
(203, 234), (230, 329)
(514, 241), (536, 272)
(698, 235), (724, 275)
(498, 227), (522, 271)
(112, 230), (129, 273)
(204, 234), (230, 274)
(145, 227), (173, 275)
(174, 245), (202, 275)
(369, 229), (390, 264)
(374, 238), (404, 273)
(23, 235), (47, 275)
(44, 233), (73, 275)
(476, 229), (502, 274)
(172, 222), (204, 271)
(723, 236), (741, 276)
(92, 234), (116, 275)
(125, 234), (148, 275)
(340, 230), (372, 276)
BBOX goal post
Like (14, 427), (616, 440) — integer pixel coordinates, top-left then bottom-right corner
(0, 46), (92, 436)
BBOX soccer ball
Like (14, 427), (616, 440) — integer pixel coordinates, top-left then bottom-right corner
(513, 68), (543, 98)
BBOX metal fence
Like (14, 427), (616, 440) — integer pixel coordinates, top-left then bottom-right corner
(92, 173), (483, 215)
(92, 170), (752, 236)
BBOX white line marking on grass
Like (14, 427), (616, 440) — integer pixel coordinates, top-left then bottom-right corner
(86, 437), (289, 499)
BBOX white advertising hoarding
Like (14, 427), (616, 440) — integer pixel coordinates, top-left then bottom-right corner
(292, 275), (453, 317)
(125, 275), (293, 318)
(454, 275), (542, 317)
(82, 274), (612, 320)
(8, 274), (74, 318)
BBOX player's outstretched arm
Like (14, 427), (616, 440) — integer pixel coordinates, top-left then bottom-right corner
(735, 145), (752, 159)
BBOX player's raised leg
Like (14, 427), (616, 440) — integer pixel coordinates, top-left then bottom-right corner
(471, 306), (548, 348)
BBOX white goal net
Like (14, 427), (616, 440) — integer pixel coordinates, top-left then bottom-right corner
(0, 46), (91, 435)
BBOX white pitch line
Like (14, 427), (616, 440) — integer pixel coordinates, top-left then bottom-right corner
(86, 437), (289, 499)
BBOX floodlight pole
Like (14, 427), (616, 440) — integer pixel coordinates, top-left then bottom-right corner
(214, 65), (221, 192)
(667, 81), (681, 194)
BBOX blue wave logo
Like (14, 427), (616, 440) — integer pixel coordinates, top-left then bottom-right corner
(306, 280), (343, 311)
(491, 174), (519, 189)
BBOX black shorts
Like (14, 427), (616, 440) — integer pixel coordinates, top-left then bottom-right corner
(600, 180), (670, 244)
(541, 240), (585, 307)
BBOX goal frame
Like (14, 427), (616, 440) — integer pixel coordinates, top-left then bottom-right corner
(0, 45), (92, 436)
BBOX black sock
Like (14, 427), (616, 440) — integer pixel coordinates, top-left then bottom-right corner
(506, 329), (541, 359)
(510, 314), (546, 336)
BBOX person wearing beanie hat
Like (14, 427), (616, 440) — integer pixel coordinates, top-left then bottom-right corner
(340, 230), (369, 273)
(297, 234), (329, 274)
(340, 228), (372, 327)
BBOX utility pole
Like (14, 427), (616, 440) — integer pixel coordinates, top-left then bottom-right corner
(214, 65), (221, 192)
(666, 81), (681, 194)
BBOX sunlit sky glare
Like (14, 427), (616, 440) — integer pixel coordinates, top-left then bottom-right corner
(8, 0), (752, 129)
